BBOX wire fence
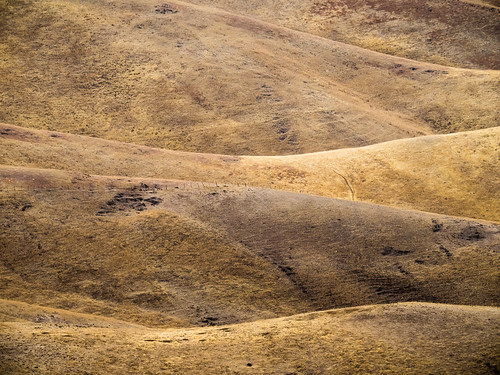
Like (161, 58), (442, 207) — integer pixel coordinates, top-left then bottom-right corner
(0, 179), (312, 194)
(0, 181), (309, 195)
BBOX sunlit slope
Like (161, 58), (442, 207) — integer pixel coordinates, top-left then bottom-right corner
(186, 0), (500, 69)
(1, 300), (499, 374)
(1, 0), (499, 154)
(2, 124), (499, 221)
(1, 166), (499, 328)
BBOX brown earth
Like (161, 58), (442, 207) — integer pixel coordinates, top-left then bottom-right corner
(188, 0), (500, 69)
(1, 166), (499, 328)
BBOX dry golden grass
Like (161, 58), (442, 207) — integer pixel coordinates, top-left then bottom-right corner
(1, 0), (499, 372)
(2, 124), (499, 221)
(189, 0), (500, 69)
(1, 166), (499, 330)
(0, 0), (499, 154)
(1, 300), (499, 374)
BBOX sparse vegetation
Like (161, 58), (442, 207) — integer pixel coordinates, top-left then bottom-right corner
(0, 0), (499, 154)
(0, 0), (499, 373)
(1, 124), (499, 221)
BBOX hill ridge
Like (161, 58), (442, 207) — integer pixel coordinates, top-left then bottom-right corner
(1, 1), (499, 372)
(170, 0), (499, 72)
(1, 299), (499, 374)
(1, 163), (499, 225)
(1, 0), (498, 153)
(2, 123), (498, 221)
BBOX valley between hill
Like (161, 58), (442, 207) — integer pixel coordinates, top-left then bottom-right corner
(0, 0), (499, 373)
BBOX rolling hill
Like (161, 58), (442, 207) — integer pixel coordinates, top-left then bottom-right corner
(1, 300), (499, 374)
(187, 0), (500, 69)
(1, 0), (499, 154)
(1, 123), (499, 221)
(1, 0), (499, 373)
(1, 166), (499, 328)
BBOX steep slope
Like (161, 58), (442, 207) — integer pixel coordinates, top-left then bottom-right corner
(1, 0), (499, 154)
(1, 166), (499, 328)
(187, 0), (500, 69)
(2, 124), (499, 221)
(1, 300), (499, 374)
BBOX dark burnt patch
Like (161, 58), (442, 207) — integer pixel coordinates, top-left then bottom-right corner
(155, 4), (178, 14)
(0, 127), (12, 136)
(97, 190), (163, 215)
(457, 224), (485, 241)
(200, 316), (219, 326)
(432, 219), (443, 232)
(381, 246), (411, 256)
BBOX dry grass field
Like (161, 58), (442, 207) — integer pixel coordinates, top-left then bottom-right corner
(1, 0), (499, 154)
(0, 166), (499, 325)
(1, 124), (499, 221)
(1, 0), (499, 373)
(1, 300), (499, 374)
(0, 165), (499, 372)
(190, 0), (500, 69)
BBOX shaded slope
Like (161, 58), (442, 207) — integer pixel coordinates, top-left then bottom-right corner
(1, 166), (499, 328)
(0, 171), (310, 327)
(1, 300), (499, 374)
(1, 124), (499, 221)
(187, 0), (500, 69)
(1, 0), (499, 154)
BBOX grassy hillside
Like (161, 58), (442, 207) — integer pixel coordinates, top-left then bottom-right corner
(1, 0), (499, 154)
(1, 0), (499, 372)
(1, 300), (499, 374)
(2, 124), (499, 221)
(1, 166), (499, 328)
(188, 0), (500, 69)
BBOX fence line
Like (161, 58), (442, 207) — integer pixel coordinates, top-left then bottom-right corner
(0, 182), (289, 193)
